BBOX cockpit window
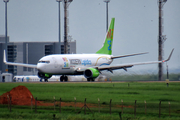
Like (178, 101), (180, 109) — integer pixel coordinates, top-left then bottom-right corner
(38, 61), (50, 63)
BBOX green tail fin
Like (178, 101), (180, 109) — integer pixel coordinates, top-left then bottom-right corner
(96, 18), (115, 55)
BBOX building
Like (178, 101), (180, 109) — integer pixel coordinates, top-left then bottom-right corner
(0, 36), (76, 76)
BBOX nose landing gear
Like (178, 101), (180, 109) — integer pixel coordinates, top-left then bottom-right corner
(44, 79), (48, 82)
(37, 72), (51, 82)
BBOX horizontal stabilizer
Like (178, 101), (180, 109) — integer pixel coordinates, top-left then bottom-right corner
(111, 52), (148, 59)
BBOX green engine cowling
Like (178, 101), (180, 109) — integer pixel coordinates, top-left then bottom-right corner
(84, 68), (100, 78)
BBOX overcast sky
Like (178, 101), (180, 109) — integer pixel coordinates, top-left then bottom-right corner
(0, 0), (179, 73)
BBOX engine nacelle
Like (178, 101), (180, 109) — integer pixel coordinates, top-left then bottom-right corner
(84, 68), (100, 78)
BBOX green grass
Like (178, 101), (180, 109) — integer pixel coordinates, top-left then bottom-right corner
(1, 82), (179, 103)
(112, 73), (180, 80)
(0, 82), (180, 119)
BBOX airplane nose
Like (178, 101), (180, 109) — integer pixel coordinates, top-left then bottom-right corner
(37, 63), (46, 72)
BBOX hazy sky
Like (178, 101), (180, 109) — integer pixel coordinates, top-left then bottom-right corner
(0, 0), (179, 73)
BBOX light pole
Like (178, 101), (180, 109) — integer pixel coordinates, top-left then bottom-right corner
(158, 0), (167, 81)
(3, 0), (9, 72)
(63, 0), (73, 54)
(103, 0), (110, 32)
(56, 0), (63, 54)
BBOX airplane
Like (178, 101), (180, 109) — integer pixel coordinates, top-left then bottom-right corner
(3, 18), (174, 82)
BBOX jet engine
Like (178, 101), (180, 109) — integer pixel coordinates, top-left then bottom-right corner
(84, 68), (100, 78)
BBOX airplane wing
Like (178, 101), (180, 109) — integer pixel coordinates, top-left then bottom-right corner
(98, 48), (174, 72)
(3, 50), (37, 68)
(76, 49), (174, 73)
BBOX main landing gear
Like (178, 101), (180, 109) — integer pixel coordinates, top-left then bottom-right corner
(87, 78), (94, 82)
(60, 75), (68, 82)
(44, 78), (48, 82)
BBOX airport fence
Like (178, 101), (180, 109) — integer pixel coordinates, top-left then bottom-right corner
(1, 96), (180, 118)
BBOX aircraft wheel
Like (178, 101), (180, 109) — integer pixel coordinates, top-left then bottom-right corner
(87, 78), (91, 82)
(45, 79), (48, 82)
(87, 78), (94, 82)
(60, 76), (64, 82)
(64, 76), (68, 82)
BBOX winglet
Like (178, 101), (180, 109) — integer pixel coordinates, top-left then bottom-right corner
(3, 50), (7, 64)
(163, 48), (174, 62)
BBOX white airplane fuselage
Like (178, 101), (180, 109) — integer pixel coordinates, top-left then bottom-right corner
(37, 54), (113, 75)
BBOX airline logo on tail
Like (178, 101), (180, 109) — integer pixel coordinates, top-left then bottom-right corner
(107, 29), (114, 51)
(108, 40), (111, 51)
(107, 29), (114, 39)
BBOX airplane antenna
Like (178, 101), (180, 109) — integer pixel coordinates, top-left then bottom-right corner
(157, 0), (167, 81)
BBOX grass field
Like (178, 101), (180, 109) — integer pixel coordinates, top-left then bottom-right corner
(0, 81), (180, 120)
(111, 73), (180, 80)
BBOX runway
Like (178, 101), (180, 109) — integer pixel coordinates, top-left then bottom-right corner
(12, 80), (180, 83)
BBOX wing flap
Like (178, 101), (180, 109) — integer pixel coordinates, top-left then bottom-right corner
(98, 65), (133, 71)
